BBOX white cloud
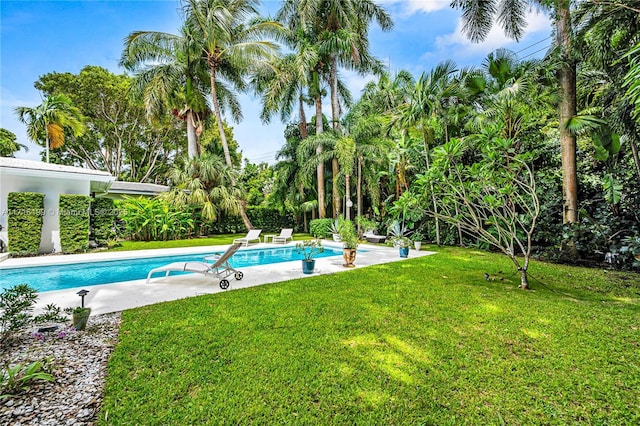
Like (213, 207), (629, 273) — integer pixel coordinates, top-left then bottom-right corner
(379, 0), (449, 15)
(433, 10), (552, 62)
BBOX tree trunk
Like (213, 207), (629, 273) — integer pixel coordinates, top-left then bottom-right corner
(315, 95), (326, 219)
(557, 2), (578, 225)
(332, 158), (341, 218)
(329, 56), (342, 218)
(209, 65), (253, 230)
(357, 155), (363, 222)
(45, 128), (50, 163)
(345, 174), (351, 221)
(629, 137), (640, 185)
(299, 95), (308, 140)
(186, 110), (198, 159)
(422, 130), (440, 245)
(519, 268), (529, 290)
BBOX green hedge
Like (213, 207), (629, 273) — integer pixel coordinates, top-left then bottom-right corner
(309, 218), (334, 238)
(59, 194), (91, 253)
(7, 192), (44, 255)
(91, 198), (116, 245)
(205, 207), (297, 235)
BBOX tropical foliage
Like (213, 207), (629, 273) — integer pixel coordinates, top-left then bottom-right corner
(9, 0), (640, 271)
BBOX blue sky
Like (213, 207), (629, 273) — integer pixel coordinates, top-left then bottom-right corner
(1, 0), (552, 165)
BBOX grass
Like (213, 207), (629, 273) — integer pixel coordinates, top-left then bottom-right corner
(99, 245), (640, 425)
(111, 233), (312, 251)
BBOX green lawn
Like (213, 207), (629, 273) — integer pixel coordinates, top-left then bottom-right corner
(99, 246), (640, 425)
(111, 233), (312, 251)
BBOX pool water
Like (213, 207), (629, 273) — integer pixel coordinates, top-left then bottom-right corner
(0, 246), (343, 292)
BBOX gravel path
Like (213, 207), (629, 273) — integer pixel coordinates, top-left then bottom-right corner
(1, 313), (121, 425)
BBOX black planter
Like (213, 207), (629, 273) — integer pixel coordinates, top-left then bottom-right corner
(302, 259), (316, 274)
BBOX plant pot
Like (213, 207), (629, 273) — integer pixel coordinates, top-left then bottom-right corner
(414, 241), (422, 251)
(399, 247), (409, 258)
(343, 248), (357, 267)
(72, 308), (91, 331)
(332, 233), (342, 242)
(302, 259), (316, 274)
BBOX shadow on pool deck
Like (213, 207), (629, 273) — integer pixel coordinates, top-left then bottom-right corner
(1, 241), (436, 315)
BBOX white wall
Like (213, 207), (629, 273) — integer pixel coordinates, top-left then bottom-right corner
(0, 172), (89, 253)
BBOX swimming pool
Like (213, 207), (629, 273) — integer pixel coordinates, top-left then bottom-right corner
(0, 246), (343, 292)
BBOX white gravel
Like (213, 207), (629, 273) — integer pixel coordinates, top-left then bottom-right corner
(1, 313), (121, 425)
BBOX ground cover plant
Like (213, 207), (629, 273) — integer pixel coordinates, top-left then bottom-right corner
(99, 246), (639, 424)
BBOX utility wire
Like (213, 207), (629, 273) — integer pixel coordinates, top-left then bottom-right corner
(514, 35), (552, 55)
(519, 45), (552, 60)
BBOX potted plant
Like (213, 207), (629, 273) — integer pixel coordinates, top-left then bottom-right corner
(65, 306), (91, 331)
(411, 231), (424, 251)
(338, 218), (358, 267)
(295, 239), (324, 274)
(389, 221), (411, 258)
(330, 219), (342, 242)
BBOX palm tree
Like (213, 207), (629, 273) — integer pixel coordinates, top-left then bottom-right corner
(183, 0), (281, 229)
(451, 0), (578, 224)
(14, 94), (85, 163)
(120, 24), (211, 159)
(278, 0), (392, 218)
(252, 27), (330, 218)
(183, 0), (280, 169)
(162, 153), (242, 222)
(391, 61), (460, 245)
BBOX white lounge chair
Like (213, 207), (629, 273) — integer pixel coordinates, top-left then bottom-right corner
(146, 243), (244, 289)
(233, 229), (262, 246)
(272, 228), (293, 244)
(363, 230), (386, 244)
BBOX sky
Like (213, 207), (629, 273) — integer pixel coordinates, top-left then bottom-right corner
(0, 0), (553, 166)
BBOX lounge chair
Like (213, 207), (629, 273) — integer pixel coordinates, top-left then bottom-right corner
(363, 230), (386, 244)
(233, 229), (262, 246)
(146, 243), (244, 289)
(272, 228), (293, 244)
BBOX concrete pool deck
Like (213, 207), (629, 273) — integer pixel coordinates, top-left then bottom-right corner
(0, 241), (436, 315)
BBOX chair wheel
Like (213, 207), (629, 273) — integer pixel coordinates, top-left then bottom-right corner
(235, 271), (244, 280)
(219, 279), (230, 289)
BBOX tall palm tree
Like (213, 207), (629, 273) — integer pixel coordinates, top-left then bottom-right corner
(279, 0), (392, 218)
(183, 0), (281, 229)
(14, 94), (85, 163)
(252, 27), (330, 218)
(183, 0), (280, 169)
(451, 0), (579, 224)
(120, 25), (211, 159)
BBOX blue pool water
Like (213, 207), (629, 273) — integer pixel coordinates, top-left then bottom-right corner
(0, 246), (343, 292)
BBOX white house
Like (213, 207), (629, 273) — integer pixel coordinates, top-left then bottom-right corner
(0, 158), (113, 253)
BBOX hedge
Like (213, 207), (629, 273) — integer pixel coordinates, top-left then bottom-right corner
(91, 197), (116, 245)
(309, 218), (334, 238)
(7, 192), (44, 255)
(59, 194), (91, 253)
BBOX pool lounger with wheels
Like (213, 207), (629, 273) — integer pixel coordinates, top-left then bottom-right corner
(146, 243), (244, 289)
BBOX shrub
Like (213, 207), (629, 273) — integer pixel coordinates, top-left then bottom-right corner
(246, 206), (296, 232)
(1, 285), (66, 346)
(7, 192), (44, 255)
(0, 284), (37, 343)
(116, 196), (195, 241)
(309, 219), (334, 238)
(91, 197), (116, 245)
(59, 194), (91, 253)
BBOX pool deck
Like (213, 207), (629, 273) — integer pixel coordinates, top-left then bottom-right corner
(0, 241), (436, 315)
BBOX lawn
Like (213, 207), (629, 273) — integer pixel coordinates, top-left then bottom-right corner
(111, 233), (311, 251)
(99, 246), (639, 424)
